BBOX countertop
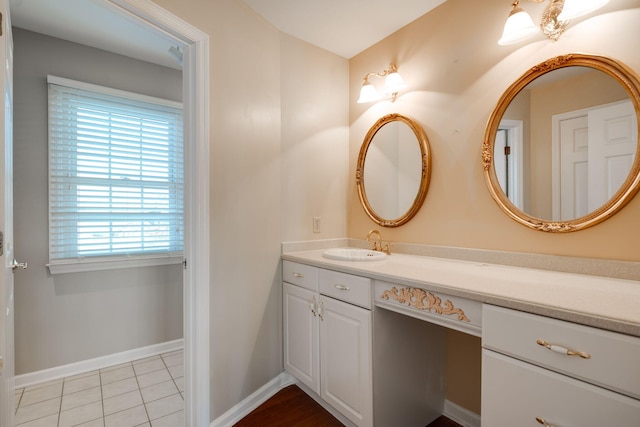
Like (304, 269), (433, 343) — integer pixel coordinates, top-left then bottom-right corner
(282, 249), (640, 337)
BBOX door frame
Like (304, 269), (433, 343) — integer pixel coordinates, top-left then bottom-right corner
(107, 1), (210, 425)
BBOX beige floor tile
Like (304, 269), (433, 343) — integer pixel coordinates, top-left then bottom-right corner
(21, 382), (63, 406)
(24, 379), (63, 393)
(101, 362), (132, 373)
(104, 405), (149, 427)
(160, 353), (183, 368)
(172, 377), (184, 393)
(15, 413), (58, 427)
(58, 401), (103, 427)
(75, 419), (105, 427)
(136, 369), (171, 389)
(103, 390), (143, 416)
(149, 409), (183, 427)
(101, 365), (135, 385)
(140, 380), (178, 404)
(64, 370), (99, 382)
(15, 398), (61, 425)
(136, 424), (150, 427)
(61, 386), (102, 411)
(144, 393), (183, 421)
(102, 377), (139, 400)
(167, 365), (183, 379)
(132, 356), (160, 365)
(132, 359), (165, 376)
(64, 374), (101, 395)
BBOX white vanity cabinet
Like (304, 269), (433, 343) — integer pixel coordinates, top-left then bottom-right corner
(482, 305), (640, 426)
(282, 261), (373, 427)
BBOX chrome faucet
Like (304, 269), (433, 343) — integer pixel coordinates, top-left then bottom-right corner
(367, 229), (391, 255)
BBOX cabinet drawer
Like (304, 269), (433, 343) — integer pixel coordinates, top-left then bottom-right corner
(483, 305), (640, 399)
(482, 349), (640, 427)
(375, 281), (481, 336)
(319, 269), (371, 309)
(282, 260), (318, 291)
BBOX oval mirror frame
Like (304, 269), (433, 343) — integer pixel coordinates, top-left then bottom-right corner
(357, 113), (431, 227)
(482, 53), (640, 232)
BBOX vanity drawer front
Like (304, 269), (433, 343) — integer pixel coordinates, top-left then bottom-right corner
(374, 281), (482, 336)
(482, 349), (640, 427)
(319, 269), (371, 309)
(282, 260), (318, 292)
(483, 305), (640, 399)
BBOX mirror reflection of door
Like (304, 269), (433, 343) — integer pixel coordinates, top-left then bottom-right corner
(553, 100), (637, 220)
(495, 120), (524, 210)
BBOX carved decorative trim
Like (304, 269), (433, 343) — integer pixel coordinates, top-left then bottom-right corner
(380, 287), (470, 322)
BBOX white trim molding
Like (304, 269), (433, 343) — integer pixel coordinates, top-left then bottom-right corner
(210, 373), (296, 427)
(15, 340), (184, 389)
(105, 1), (211, 426)
(444, 399), (481, 427)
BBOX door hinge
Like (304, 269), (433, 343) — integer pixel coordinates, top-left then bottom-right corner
(0, 231), (3, 256)
(504, 146), (511, 156)
(183, 259), (187, 269)
(0, 12), (3, 37)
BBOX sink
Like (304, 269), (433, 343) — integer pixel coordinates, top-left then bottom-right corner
(322, 248), (387, 262)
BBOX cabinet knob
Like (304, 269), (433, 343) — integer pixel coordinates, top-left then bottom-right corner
(334, 284), (350, 291)
(292, 272), (304, 278)
(536, 339), (591, 359)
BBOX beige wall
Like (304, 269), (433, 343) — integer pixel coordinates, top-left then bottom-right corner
(151, 0), (349, 420)
(349, 0), (640, 415)
(349, 0), (640, 262)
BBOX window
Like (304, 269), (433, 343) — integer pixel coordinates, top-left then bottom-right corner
(47, 76), (184, 274)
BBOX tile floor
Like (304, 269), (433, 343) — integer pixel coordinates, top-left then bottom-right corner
(14, 349), (184, 427)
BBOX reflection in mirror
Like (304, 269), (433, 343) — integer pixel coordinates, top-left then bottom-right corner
(357, 114), (431, 227)
(483, 54), (640, 232)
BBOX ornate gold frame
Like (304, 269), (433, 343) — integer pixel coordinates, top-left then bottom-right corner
(357, 114), (431, 227)
(482, 54), (640, 232)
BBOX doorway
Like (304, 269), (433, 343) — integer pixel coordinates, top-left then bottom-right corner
(7, 0), (209, 425)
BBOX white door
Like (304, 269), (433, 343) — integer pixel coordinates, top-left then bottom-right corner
(558, 114), (589, 220)
(0, 1), (14, 426)
(283, 283), (320, 394)
(587, 100), (637, 211)
(554, 100), (636, 220)
(319, 296), (372, 427)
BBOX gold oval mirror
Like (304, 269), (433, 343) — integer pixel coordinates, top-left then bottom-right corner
(357, 113), (431, 227)
(483, 54), (640, 232)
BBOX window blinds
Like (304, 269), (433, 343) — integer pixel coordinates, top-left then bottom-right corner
(47, 76), (184, 267)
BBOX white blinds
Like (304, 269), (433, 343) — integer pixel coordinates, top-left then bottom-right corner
(47, 76), (184, 266)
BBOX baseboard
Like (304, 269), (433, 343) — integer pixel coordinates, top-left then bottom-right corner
(14, 339), (184, 389)
(210, 372), (295, 427)
(444, 400), (481, 427)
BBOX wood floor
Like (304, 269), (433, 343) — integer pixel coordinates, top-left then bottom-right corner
(233, 385), (462, 427)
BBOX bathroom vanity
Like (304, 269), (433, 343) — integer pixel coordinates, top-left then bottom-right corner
(281, 249), (640, 427)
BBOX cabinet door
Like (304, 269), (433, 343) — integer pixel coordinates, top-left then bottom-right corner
(320, 296), (372, 427)
(482, 349), (640, 427)
(283, 283), (319, 394)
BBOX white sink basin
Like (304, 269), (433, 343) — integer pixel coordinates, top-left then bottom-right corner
(322, 248), (387, 262)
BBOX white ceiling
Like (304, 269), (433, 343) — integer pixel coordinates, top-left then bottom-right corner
(9, 0), (447, 69)
(242, 0), (447, 58)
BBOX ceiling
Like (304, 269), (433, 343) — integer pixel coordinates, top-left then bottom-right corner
(9, 0), (447, 69)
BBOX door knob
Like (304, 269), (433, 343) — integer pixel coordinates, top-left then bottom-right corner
(11, 259), (27, 272)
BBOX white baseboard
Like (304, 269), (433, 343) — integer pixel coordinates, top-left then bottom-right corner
(444, 399), (481, 427)
(210, 372), (295, 427)
(14, 339), (184, 389)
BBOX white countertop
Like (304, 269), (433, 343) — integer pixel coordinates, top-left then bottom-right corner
(282, 249), (640, 337)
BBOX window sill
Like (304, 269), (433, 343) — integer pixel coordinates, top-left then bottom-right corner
(47, 254), (184, 275)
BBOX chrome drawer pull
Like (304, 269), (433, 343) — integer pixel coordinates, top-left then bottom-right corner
(334, 284), (350, 291)
(292, 272), (304, 278)
(535, 417), (555, 427)
(536, 339), (591, 359)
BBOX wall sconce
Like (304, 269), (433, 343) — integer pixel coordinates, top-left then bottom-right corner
(498, 0), (609, 45)
(357, 64), (407, 103)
